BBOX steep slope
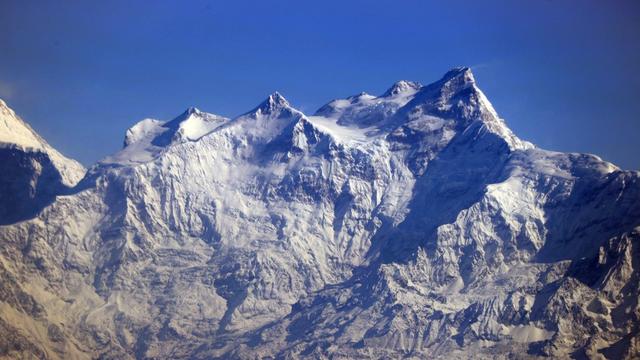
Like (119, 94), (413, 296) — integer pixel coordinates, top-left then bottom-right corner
(0, 99), (85, 224)
(0, 68), (638, 359)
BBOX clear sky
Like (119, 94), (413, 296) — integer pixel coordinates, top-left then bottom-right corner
(1, 1), (638, 169)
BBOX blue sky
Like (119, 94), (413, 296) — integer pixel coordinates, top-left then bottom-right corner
(1, 1), (638, 169)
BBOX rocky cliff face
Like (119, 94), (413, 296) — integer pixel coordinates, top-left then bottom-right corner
(0, 68), (638, 359)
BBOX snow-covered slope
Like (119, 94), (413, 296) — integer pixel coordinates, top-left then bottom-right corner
(0, 99), (85, 185)
(0, 68), (638, 359)
(0, 99), (85, 224)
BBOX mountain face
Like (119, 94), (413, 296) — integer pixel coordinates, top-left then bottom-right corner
(0, 67), (638, 359)
(0, 99), (85, 225)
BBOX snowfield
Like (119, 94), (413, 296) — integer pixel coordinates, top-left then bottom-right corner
(0, 67), (638, 359)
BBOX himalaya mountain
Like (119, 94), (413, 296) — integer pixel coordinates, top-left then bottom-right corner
(0, 68), (638, 359)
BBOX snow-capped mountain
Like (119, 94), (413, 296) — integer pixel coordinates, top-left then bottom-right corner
(0, 67), (638, 359)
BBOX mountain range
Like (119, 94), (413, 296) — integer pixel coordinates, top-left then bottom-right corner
(0, 67), (638, 359)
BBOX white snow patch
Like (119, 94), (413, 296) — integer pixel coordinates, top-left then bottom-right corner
(307, 116), (379, 144)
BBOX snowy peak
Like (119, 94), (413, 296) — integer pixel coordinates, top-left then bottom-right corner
(124, 107), (227, 147)
(441, 66), (474, 81)
(161, 107), (217, 133)
(439, 66), (475, 88)
(249, 91), (294, 117)
(418, 66), (477, 99)
(168, 108), (228, 142)
(388, 67), (532, 152)
(404, 66), (485, 118)
(267, 91), (289, 106)
(123, 118), (164, 147)
(312, 68), (483, 131)
(382, 80), (422, 97)
(185, 106), (200, 115)
(108, 108), (229, 166)
(348, 92), (374, 101)
(165, 106), (202, 127)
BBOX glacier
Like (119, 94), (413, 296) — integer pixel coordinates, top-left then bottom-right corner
(0, 67), (638, 359)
